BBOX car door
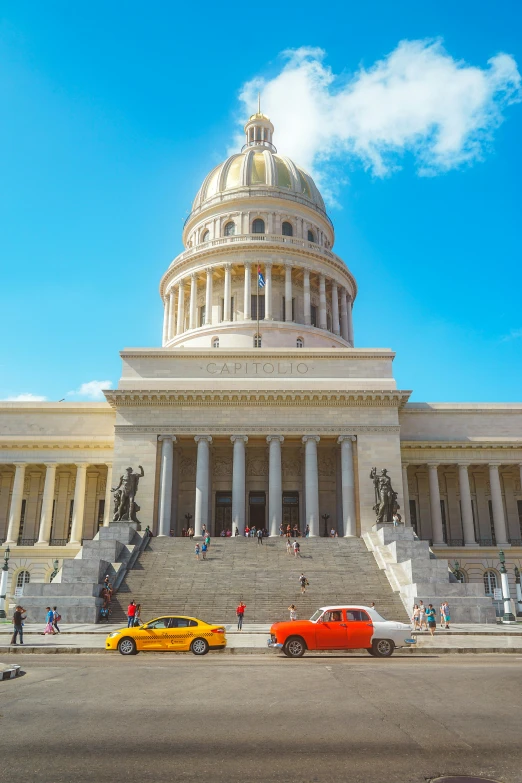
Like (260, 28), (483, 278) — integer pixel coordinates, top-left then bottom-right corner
(165, 618), (199, 650)
(314, 611), (349, 649)
(345, 609), (374, 649)
(139, 618), (171, 650)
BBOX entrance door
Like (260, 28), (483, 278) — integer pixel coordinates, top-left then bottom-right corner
(249, 491), (266, 529)
(283, 492), (299, 531)
(215, 492), (232, 536)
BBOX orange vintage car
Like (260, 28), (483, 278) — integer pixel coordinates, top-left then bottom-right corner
(268, 605), (415, 658)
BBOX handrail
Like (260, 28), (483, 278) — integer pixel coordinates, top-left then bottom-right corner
(172, 233), (338, 267)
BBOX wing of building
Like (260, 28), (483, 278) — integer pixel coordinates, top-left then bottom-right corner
(1, 111), (521, 613)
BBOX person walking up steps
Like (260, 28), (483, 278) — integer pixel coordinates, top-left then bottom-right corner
(201, 541), (208, 560)
(195, 542), (200, 560)
(286, 539), (292, 555)
(299, 573), (309, 594)
(257, 528), (263, 545)
(288, 604), (298, 621)
(236, 601), (246, 631)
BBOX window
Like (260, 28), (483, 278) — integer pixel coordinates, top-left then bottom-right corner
(488, 500), (497, 546)
(296, 337), (304, 348)
(16, 570), (31, 589)
(282, 221), (293, 237)
(251, 295), (265, 320)
(212, 337), (220, 348)
(517, 499), (522, 538)
(67, 499), (74, 539)
(253, 333), (262, 348)
(323, 611), (343, 622)
(202, 230), (210, 242)
(310, 305), (318, 327)
(146, 618), (170, 629)
(282, 297), (295, 321)
(346, 609), (370, 622)
(18, 499), (26, 540)
(409, 499), (418, 536)
(483, 570), (498, 596)
(224, 221), (235, 236)
(440, 499), (448, 543)
(97, 500), (105, 531)
(221, 296), (235, 321)
(307, 229), (315, 242)
(167, 618), (198, 628)
(252, 218), (265, 234)
(199, 305), (206, 327)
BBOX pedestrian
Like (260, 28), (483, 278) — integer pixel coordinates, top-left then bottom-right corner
(299, 573), (309, 594)
(305, 524), (310, 538)
(288, 604), (298, 621)
(103, 575), (113, 601)
(286, 539), (292, 555)
(100, 603), (111, 622)
(286, 524), (291, 537)
(369, 601), (376, 611)
(392, 512), (400, 527)
(205, 533), (211, 549)
(236, 601), (246, 631)
(418, 600), (427, 631)
(250, 525), (256, 538)
(279, 524), (284, 536)
(134, 603), (142, 627)
(43, 606), (56, 635)
(52, 606), (61, 633)
(11, 605), (26, 646)
(412, 604), (420, 630)
(439, 602), (445, 627)
(195, 542), (200, 560)
(292, 524), (299, 538)
(201, 541), (208, 560)
(293, 540), (301, 557)
(257, 528), (263, 545)
(127, 600), (137, 628)
(426, 604), (437, 637)
(244, 526), (250, 537)
(442, 601), (451, 629)
(188, 527), (194, 539)
(234, 527), (239, 536)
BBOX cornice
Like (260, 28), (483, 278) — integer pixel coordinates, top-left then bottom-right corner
(401, 440), (522, 450)
(115, 425), (401, 435)
(119, 348), (396, 360)
(402, 403), (522, 414)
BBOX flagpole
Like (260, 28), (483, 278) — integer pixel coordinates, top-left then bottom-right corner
(257, 265), (260, 347)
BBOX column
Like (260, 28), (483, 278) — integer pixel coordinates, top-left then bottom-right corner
(167, 288), (176, 340)
(158, 436), (176, 536)
(162, 296), (169, 344)
(402, 464), (410, 526)
(319, 275), (327, 329)
(103, 463), (113, 526)
(194, 436), (212, 536)
(189, 273), (198, 329)
(4, 463), (26, 544)
(244, 263), (252, 319)
(264, 263), (272, 320)
(231, 436), (248, 535)
(428, 463), (446, 545)
(458, 463), (477, 546)
(489, 463), (510, 546)
(223, 264), (231, 321)
(35, 464), (57, 545)
(347, 294), (354, 345)
(331, 282), (340, 335)
(267, 435), (283, 536)
(302, 436), (320, 536)
(285, 265), (293, 321)
(338, 436), (356, 536)
(340, 289), (349, 342)
(303, 269), (311, 325)
(68, 463), (88, 545)
(205, 268), (213, 325)
(176, 280), (185, 334)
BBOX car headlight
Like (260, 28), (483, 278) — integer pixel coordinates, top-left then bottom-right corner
(108, 632), (121, 638)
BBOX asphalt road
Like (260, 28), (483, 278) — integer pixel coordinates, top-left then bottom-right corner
(1, 654), (521, 783)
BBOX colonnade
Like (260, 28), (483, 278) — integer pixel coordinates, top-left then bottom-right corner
(162, 263), (354, 343)
(157, 434), (357, 538)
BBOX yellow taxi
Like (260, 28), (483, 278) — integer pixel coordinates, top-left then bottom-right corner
(106, 615), (227, 656)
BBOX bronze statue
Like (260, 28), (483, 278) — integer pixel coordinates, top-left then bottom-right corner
(370, 467), (399, 524)
(111, 465), (144, 523)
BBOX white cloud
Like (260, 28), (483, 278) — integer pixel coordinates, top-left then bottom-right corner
(500, 328), (522, 342)
(236, 40), (521, 194)
(1, 393), (48, 401)
(67, 380), (112, 400)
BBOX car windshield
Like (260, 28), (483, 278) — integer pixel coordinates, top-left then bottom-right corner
(309, 610), (324, 623)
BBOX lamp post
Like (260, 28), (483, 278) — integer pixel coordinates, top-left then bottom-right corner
(321, 513), (330, 538)
(184, 513), (193, 536)
(0, 546), (11, 619)
(49, 559), (60, 583)
(514, 566), (522, 617)
(498, 550), (517, 623)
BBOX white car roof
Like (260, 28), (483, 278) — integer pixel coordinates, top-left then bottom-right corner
(318, 606), (386, 622)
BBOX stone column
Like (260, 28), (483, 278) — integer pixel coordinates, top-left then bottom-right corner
(458, 463), (477, 546)
(302, 436), (320, 536)
(189, 273), (198, 330)
(331, 282), (340, 335)
(267, 435), (284, 536)
(158, 436), (176, 537)
(303, 269), (311, 325)
(103, 463), (113, 526)
(285, 265), (293, 321)
(340, 289), (349, 342)
(428, 463), (446, 545)
(231, 435), (248, 535)
(194, 436), (212, 536)
(401, 464), (410, 526)
(162, 296), (169, 344)
(5, 463), (26, 545)
(347, 294), (354, 345)
(168, 288), (176, 340)
(205, 268), (213, 325)
(244, 263), (252, 319)
(223, 264), (231, 321)
(264, 263), (272, 320)
(489, 463), (510, 546)
(319, 276), (327, 329)
(35, 464), (57, 546)
(338, 436), (356, 536)
(176, 280), (185, 334)
(68, 463), (88, 545)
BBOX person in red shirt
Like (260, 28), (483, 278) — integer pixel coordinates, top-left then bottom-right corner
(236, 601), (246, 631)
(127, 600), (137, 628)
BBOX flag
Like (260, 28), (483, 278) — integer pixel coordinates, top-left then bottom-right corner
(258, 267), (266, 288)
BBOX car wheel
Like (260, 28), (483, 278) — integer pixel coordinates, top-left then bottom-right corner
(118, 637), (137, 656)
(372, 639), (395, 658)
(191, 638), (209, 656)
(367, 648), (376, 656)
(283, 637), (306, 658)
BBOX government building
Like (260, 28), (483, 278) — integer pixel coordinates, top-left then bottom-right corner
(1, 111), (521, 614)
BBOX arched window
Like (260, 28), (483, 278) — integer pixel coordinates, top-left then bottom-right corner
(296, 337), (304, 348)
(212, 337), (220, 348)
(307, 229), (315, 242)
(16, 570), (31, 590)
(252, 218), (265, 234)
(202, 230), (210, 243)
(253, 333), (262, 348)
(224, 221), (235, 236)
(483, 570), (498, 596)
(282, 221), (293, 237)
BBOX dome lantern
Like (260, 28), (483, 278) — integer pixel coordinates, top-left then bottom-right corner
(242, 97), (276, 152)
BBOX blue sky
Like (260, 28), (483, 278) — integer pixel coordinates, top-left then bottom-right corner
(0, 0), (521, 402)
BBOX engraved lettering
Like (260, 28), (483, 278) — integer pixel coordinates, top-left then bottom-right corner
(253, 363), (260, 374)
(234, 363), (241, 373)
(277, 363), (288, 374)
(220, 363), (231, 374)
(297, 363), (309, 374)
(263, 363), (274, 374)
(206, 363), (217, 374)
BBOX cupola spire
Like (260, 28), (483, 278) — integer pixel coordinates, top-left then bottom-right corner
(243, 105), (276, 152)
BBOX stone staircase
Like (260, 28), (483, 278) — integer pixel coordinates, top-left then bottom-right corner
(110, 536), (409, 624)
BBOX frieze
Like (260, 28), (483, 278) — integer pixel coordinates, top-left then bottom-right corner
(318, 455), (335, 477)
(213, 457), (232, 477)
(281, 458), (302, 477)
(179, 456), (197, 478)
(105, 390), (410, 408)
(247, 457), (269, 476)
(115, 425), (400, 435)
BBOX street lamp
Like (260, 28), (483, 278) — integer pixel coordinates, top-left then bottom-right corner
(514, 565), (522, 617)
(49, 559), (60, 583)
(184, 513), (193, 536)
(498, 550), (517, 623)
(321, 513), (330, 538)
(0, 546), (11, 619)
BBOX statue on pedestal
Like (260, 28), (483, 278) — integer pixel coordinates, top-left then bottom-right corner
(111, 466), (144, 524)
(370, 467), (399, 524)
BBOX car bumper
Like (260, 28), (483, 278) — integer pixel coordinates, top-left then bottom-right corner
(267, 640), (283, 649)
